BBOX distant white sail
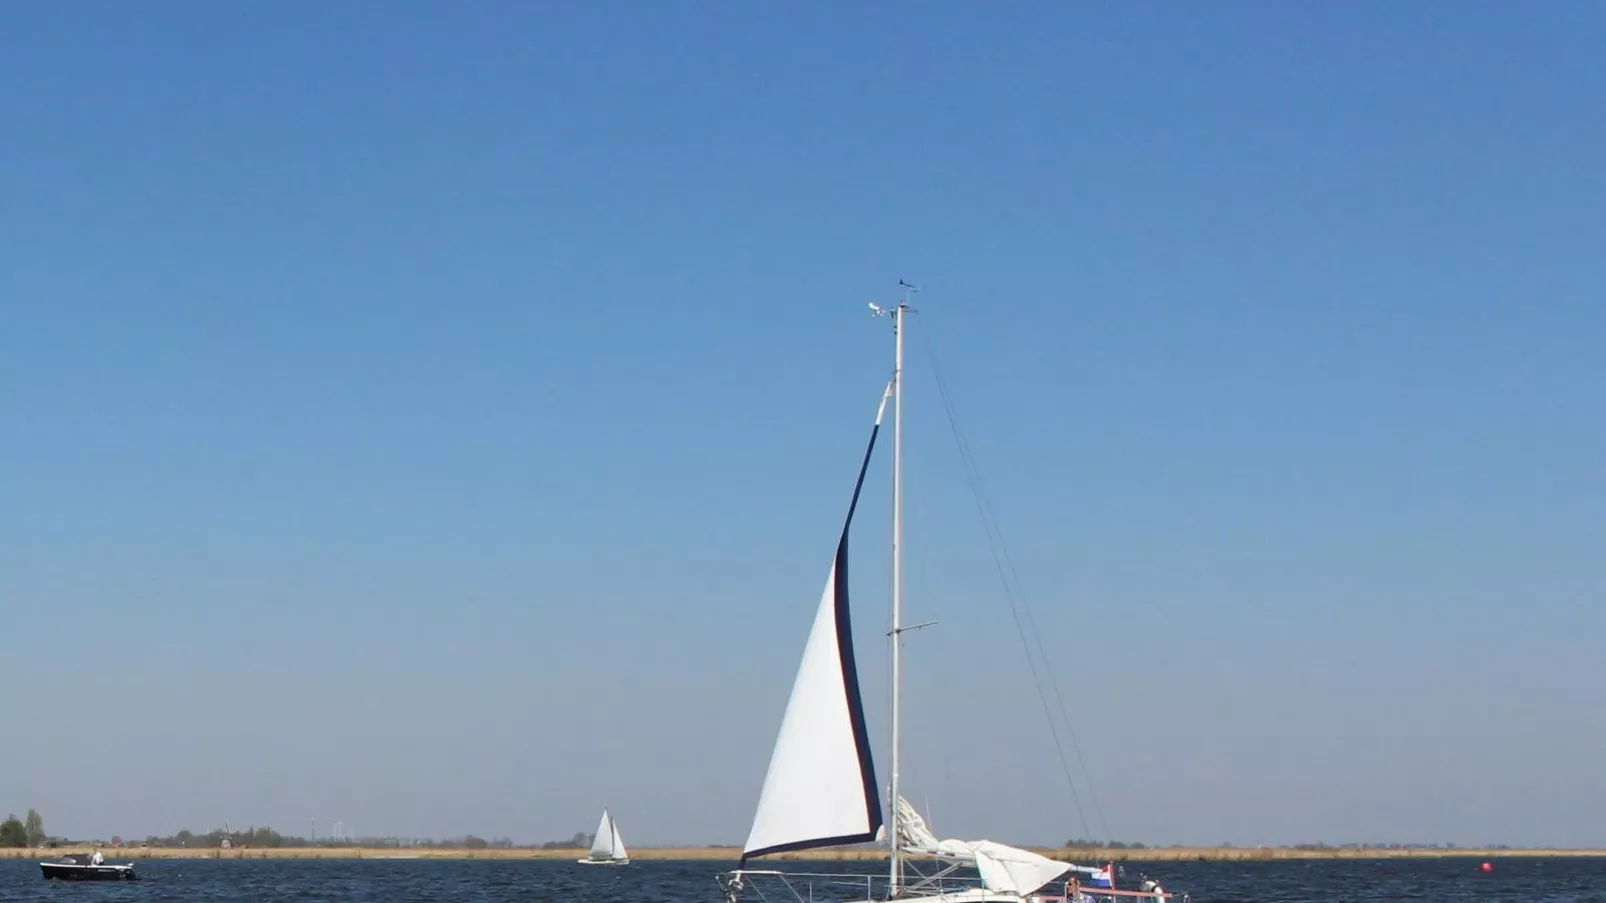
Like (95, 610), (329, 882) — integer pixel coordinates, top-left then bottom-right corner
(591, 809), (613, 854)
(578, 808), (628, 864)
(610, 814), (628, 861)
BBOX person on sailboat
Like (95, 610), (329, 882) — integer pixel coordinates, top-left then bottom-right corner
(1140, 877), (1165, 900)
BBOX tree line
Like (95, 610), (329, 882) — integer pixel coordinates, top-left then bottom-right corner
(138, 827), (593, 850)
(118, 826), (576, 849)
(0, 812), (597, 850)
(0, 811), (47, 848)
(137, 827), (514, 848)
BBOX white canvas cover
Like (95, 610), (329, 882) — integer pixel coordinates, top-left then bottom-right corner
(896, 796), (942, 850)
(895, 798), (1071, 894)
(968, 840), (1073, 894)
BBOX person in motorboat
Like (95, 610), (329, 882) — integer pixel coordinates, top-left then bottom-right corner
(90, 848), (105, 866)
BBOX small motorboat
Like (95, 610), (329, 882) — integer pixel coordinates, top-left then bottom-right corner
(40, 854), (138, 881)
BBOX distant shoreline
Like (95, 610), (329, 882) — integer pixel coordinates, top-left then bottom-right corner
(7, 845), (1605, 862)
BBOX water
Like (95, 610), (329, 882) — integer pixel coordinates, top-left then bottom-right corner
(4, 857), (1604, 903)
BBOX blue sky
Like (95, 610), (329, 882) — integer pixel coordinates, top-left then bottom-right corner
(2, 1), (1602, 848)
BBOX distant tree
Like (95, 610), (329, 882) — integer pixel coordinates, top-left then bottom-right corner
(0, 815), (26, 848)
(541, 831), (595, 850)
(24, 810), (45, 847)
(463, 835), (489, 850)
(248, 826), (286, 848)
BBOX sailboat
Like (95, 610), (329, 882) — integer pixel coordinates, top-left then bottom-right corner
(720, 288), (1185, 903)
(578, 808), (630, 865)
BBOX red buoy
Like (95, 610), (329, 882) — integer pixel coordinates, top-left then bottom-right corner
(1481, 862), (1493, 873)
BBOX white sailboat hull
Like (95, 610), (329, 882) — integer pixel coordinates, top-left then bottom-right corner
(723, 868), (1068, 903)
(846, 891), (1150, 903)
(841, 893), (1035, 903)
(576, 856), (630, 865)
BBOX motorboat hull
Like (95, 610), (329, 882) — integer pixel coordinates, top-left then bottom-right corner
(40, 861), (137, 881)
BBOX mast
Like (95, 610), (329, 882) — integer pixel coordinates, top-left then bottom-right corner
(887, 281), (916, 896)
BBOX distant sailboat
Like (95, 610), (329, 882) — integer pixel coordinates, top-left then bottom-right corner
(719, 288), (1186, 903)
(578, 808), (630, 865)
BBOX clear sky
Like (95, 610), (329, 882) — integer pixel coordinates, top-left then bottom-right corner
(2, 0), (1602, 849)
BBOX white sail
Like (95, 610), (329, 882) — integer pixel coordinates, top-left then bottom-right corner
(741, 386), (889, 861)
(741, 552), (880, 858)
(610, 815), (628, 860)
(590, 810), (616, 859)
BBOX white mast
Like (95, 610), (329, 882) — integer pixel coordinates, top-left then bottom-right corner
(887, 280), (916, 896)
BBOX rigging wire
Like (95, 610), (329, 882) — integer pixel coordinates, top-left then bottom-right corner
(914, 319), (1113, 844)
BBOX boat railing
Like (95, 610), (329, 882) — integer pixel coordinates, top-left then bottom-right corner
(900, 858), (1003, 897)
(721, 866), (1049, 903)
(720, 868), (884, 903)
(1048, 885), (1191, 903)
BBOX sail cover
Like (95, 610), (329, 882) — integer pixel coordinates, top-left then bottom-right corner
(968, 841), (1073, 894)
(895, 798), (1071, 894)
(741, 384), (891, 862)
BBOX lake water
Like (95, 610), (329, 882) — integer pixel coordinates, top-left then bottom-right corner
(4, 856), (1603, 903)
